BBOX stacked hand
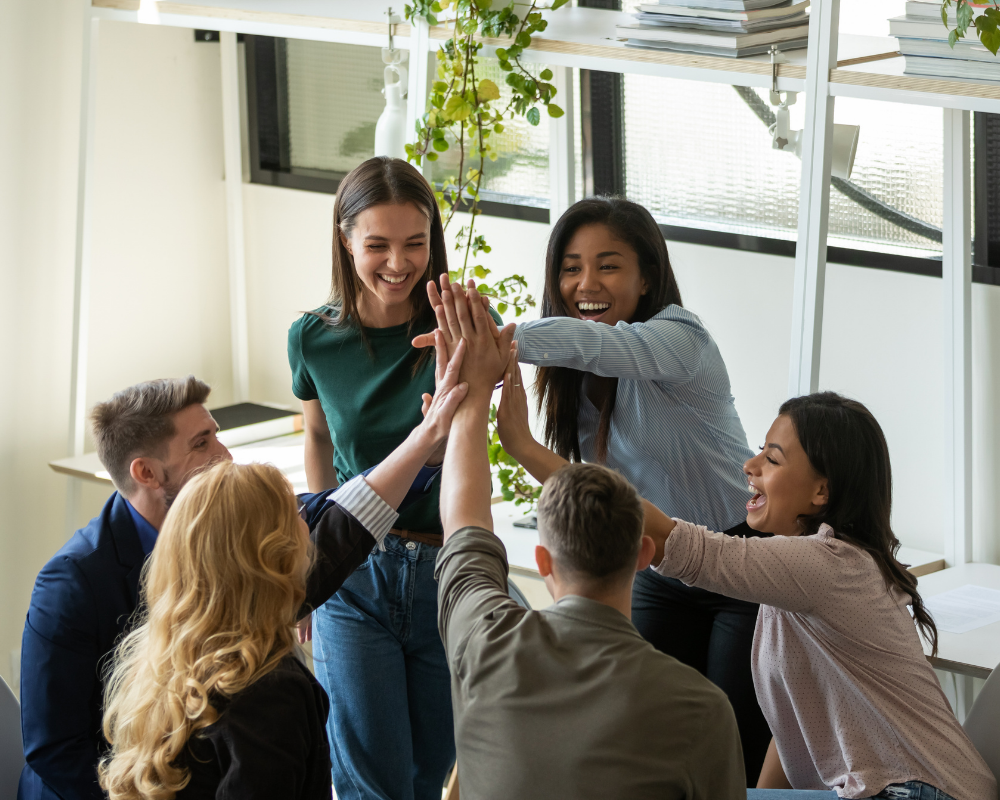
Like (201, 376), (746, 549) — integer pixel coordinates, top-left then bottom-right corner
(414, 275), (516, 401)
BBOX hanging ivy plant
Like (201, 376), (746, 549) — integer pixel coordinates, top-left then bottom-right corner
(404, 0), (568, 507)
(941, 0), (1000, 54)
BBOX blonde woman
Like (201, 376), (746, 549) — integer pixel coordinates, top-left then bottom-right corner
(99, 340), (469, 800)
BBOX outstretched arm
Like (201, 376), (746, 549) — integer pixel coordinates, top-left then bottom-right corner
(496, 352), (675, 563)
(298, 341), (470, 619)
(439, 283), (515, 539)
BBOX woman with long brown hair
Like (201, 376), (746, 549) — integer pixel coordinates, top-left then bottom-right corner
(286, 156), (503, 799)
(99, 339), (471, 799)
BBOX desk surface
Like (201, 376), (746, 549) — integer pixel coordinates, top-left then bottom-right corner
(49, 431), (309, 492)
(917, 563), (1000, 679)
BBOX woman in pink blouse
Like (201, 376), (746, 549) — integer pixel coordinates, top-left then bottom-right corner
(648, 392), (996, 800)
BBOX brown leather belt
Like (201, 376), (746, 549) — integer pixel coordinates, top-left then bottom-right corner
(389, 528), (444, 548)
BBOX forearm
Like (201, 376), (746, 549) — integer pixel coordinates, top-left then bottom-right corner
(441, 395), (494, 538)
(303, 432), (338, 492)
(506, 437), (568, 486)
(364, 426), (440, 511)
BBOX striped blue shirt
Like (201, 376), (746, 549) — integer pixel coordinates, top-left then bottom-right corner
(514, 305), (752, 531)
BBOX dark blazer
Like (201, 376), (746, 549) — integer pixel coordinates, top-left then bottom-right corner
(18, 488), (374, 800)
(18, 492), (144, 800)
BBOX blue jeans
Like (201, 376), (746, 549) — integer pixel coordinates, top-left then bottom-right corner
(747, 782), (958, 800)
(311, 536), (455, 800)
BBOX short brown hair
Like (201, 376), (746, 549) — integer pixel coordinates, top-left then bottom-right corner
(91, 376), (211, 495)
(536, 463), (644, 581)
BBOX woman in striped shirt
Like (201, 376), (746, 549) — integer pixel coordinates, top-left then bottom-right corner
(422, 196), (769, 782)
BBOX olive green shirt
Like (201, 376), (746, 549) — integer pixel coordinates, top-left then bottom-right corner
(435, 527), (747, 800)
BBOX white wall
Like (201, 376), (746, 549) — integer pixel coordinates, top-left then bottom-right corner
(0, 9), (231, 691)
(4, 9), (1000, 695)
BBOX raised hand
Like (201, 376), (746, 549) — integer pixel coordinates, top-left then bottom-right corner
(496, 344), (535, 460)
(443, 280), (515, 397)
(412, 274), (501, 351)
(417, 335), (469, 447)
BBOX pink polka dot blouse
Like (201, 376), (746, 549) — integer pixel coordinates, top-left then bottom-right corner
(655, 521), (997, 800)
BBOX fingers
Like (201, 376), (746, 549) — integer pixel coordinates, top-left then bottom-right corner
(421, 393), (432, 418)
(426, 279), (443, 309)
(411, 332), (436, 349)
(451, 282), (477, 340)
(433, 330), (447, 384)
(438, 338), (467, 393)
(497, 322), (516, 361)
(439, 287), (463, 344)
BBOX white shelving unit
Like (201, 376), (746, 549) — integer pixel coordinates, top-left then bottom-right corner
(74, 0), (998, 570)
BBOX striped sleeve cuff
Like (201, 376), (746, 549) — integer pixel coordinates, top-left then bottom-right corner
(330, 475), (398, 545)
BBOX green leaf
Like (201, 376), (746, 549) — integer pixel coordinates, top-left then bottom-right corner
(473, 265), (489, 278)
(497, 302), (508, 314)
(432, 137), (450, 151)
(477, 78), (501, 101)
(433, 80), (450, 93)
(526, 107), (541, 126)
(516, 31), (531, 47)
(552, 0), (569, 8)
(495, 47), (508, 60)
(502, 488), (515, 501)
(957, 0), (974, 33)
(547, 103), (564, 118)
(494, 122), (504, 133)
(949, 28), (960, 46)
(426, 151), (438, 161)
(540, 68), (553, 81)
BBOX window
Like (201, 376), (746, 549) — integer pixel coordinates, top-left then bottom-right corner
(242, 15), (1000, 278)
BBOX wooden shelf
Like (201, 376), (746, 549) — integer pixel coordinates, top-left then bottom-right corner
(93, 0), (1000, 108)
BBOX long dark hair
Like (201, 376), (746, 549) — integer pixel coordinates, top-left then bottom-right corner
(780, 392), (938, 656)
(536, 197), (683, 462)
(312, 157), (448, 367)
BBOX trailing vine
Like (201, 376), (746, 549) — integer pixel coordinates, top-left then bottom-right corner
(404, 0), (568, 507)
(941, 0), (1000, 54)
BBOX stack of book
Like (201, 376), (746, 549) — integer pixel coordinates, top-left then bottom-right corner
(891, 1), (1000, 81)
(616, 0), (810, 58)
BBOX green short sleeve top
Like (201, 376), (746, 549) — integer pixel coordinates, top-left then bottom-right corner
(287, 305), (502, 534)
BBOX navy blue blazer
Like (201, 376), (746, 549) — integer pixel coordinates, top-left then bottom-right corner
(18, 492), (144, 800)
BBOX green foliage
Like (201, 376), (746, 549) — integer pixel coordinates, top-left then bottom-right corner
(404, 0), (566, 509)
(941, 0), (1000, 54)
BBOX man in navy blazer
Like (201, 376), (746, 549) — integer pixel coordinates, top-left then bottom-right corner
(18, 377), (231, 800)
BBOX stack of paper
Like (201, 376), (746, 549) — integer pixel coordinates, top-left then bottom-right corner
(616, 0), (810, 58)
(890, 2), (1000, 81)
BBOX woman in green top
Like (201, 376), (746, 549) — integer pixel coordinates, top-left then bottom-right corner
(287, 157), (472, 800)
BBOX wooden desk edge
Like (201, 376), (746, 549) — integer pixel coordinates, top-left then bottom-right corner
(48, 462), (113, 485)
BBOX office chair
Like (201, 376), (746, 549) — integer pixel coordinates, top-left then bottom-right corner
(964, 663), (1000, 782)
(0, 673), (24, 799)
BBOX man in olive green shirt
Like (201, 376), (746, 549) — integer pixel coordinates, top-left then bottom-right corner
(432, 280), (746, 800)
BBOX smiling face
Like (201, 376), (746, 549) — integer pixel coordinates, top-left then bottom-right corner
(157, 403), (232, 505)
(342, 201), (431, 328)
(743, 414), (829, 537)
(558, 223), (648, 326)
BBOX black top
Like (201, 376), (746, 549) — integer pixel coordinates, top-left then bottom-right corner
(174, 493), (375, 799)
(177, 657), (332, 800)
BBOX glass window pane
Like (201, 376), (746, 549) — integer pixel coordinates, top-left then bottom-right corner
(621, 71), (945, 257)
(285, 39), (386, 174)
(426, 56), (551, 208)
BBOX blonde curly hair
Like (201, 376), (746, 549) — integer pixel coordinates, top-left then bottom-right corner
(99, 460), (312, 800)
